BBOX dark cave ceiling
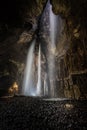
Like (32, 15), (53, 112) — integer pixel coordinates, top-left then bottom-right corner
(0, 0), (87, 28)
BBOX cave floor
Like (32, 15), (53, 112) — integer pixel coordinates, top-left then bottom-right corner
(0, 96), (87, 130)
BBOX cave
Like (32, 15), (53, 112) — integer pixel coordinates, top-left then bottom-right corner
(0, 0), (87, 129)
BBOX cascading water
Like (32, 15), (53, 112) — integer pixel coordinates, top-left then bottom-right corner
(22, 41), (42, 96)
(48, 2), (58, 97)
(43, 0), (61, 97)
(40, 0), (63, 97)
(36, 44), (41, 96)
(44, 73), (48, 96)
(22, 0), (64, 97)
(22, 40), (35, 96)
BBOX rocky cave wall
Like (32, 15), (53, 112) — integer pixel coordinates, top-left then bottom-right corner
(0, 0), (87, 98)
(53, 0), (87, 99)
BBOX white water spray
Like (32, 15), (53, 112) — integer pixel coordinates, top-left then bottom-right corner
(22, 40), (35, 96)
(44, 73), (48, 96)
(37, 44), (41, 96)
(48, 3), (58, 97)
(22, 0), (64, 97)
(49, 4), (57, 48)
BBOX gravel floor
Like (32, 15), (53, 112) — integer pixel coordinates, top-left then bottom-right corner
(0, 96), (87, 130)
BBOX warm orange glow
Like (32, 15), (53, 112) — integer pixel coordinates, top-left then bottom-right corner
(64, 103), (74, 110)
(9, 88), (13, 93)
(13, 82), (18, 91)
(8, 82), (18, 95)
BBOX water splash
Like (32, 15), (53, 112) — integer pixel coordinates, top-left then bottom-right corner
(36, 44), (41, 96)
(22, 40), (35, 96)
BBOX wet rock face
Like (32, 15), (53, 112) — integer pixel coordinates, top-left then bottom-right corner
(51, 0), (87, 99)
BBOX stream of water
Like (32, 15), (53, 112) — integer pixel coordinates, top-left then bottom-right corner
(22, 40), (35, 96)
(36, 44), (41, 96)
(22, 0), (62, 97)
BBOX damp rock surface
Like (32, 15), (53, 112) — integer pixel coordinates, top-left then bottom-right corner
(0, 96), (87, 130)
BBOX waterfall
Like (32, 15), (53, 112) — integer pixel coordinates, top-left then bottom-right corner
(22, 40), (35, 96)
(36, 44), (41, 96)
(22, 41), (42, 97)
(22, 0), (63, 98)
(49, 4), (57, 48)
(48, 2), (58, 97)
(44, 73), (48, 96)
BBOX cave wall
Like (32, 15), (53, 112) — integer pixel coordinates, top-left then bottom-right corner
(54, 0), (87, 98)
(0, 0), (87, 98)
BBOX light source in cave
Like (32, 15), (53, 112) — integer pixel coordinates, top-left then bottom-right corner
(9, 82), (18, 95)
(64, 103), (74, 110)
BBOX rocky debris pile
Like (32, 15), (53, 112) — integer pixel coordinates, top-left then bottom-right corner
(0, 96), (87, 130)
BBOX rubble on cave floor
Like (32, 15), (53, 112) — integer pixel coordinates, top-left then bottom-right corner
(0, 96), (87, 130)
